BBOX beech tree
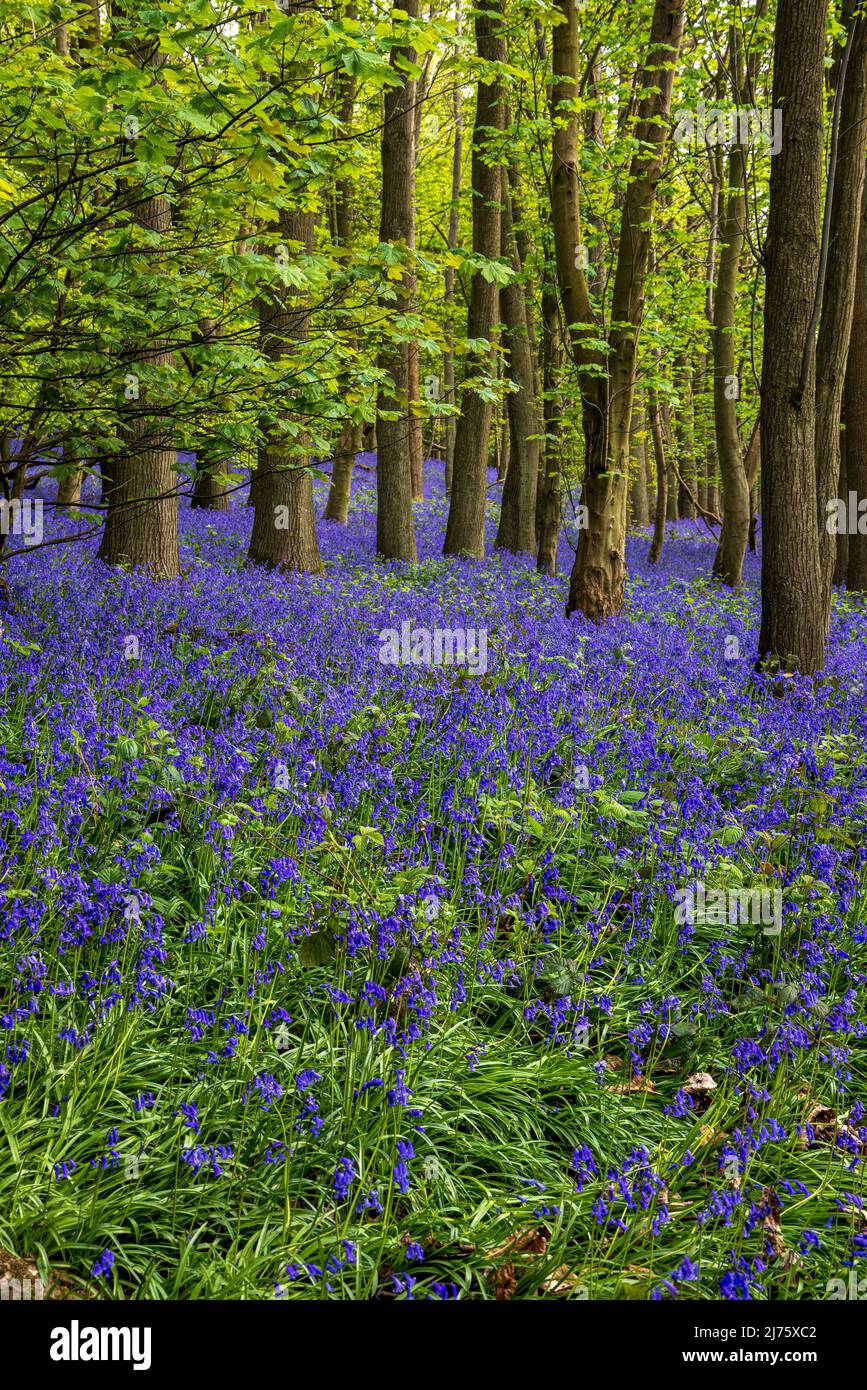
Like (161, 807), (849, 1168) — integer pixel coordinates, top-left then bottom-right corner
(443, 0), (506, 558)
(758, 0), (829, 673)
(248, 209), (323, 574)
(549, 0), (686, 621)
(376, 0), (420, 563)
(97, 24), (180, 581)
(845, 191), (867, 590)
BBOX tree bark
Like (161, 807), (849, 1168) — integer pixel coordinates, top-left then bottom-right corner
(324, 420), (363, 524)
(536, 283), (563, 576)
(629, 394), (648, 527)
(711, 79), (751, 585)
(815, 4), (867, 610)
(845, 189), (867, 590)
(676, 355), (696, 520)
(644, 428), (657, 518)
(248, 210), (322, 573)
(443, 0), (464, 494)
(443, 0), (505, 557)
(97, 183), (180, 579)
(495, 184), (539, 554)
(835, 420), (849, 584)
(376, 0), (420, 561)
(711, 12), (768, 583)
(57, 464), (84, 511)
(190, 318), (229, 511)
(648, 391), (668, 563)
(553, 0), (686, 619)
(325, 10), (362, 526)
(758, 0), (829, 673)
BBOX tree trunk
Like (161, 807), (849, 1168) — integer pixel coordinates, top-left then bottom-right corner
(443, 0), (464, 495)
(835, 422), (849, 584)
(98, 187), (180, 579)
(814, 5), (867, 612)
(408, 338), (424, 500)
(334, 3), (357, 251)
(629, 394), (648, 527)
(376, 0), (420, 562)
(644, 434), (657, 518)
(846, 188), (867, 590)
(536, 284), (563, 576)
(443, 0), (505, 558)
(495, 185), (539, 554)
(554, 0), (686, 619)
(191, 458), (229, 510)
(676, 355), (696, 519)
(758, 0), (829, 673)
(648, 392), (668, 563)
(190, 318), (229, 511)
(712, 82), (751, 585)
(745, 419), (760, 552)
(248, 210), (322, 573)
(57, 464), (84, 511)
(711, 13), (769, 582)
(324, 420), (363, 524)
(325, 12), (362, 528)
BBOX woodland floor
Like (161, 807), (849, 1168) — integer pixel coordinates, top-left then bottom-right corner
(1, 461), (866, 1300)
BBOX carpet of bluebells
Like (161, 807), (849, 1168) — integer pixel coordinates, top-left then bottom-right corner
(1, 459), (867, 1301)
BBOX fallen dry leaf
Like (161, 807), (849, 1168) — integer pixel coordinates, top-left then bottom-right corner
(0, 1249), (90, 1300)
(607, 1075), (656, 1095)
(761, 1186), (786, 1259)
(684, 1071), (717, 1095)
(538, 1264), (586, 1297)
(802, 1103), (865, 1154)
(485, 1227), (550, 1301)
(486, 1226), (549, 1261)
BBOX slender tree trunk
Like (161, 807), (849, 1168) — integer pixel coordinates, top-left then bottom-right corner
(706, 437), (721, 516)
(408, 348), (424, 499)
(443, 0), (505, 557)
(497, 413), (509, 484)
(248, 210), (322, 573)
(645, 431), (657, 518)
(495, 184), (539, 554)
(835, 421), (849, 583)
(407, 39), (433, 500)
(648, 392), (667, 563)
(676, 355), (696, 519)
(536, 284), (563, 576)
(758, 0), (829, 673)
(57, 464), (84, 510)
(443, 0), (464, 495)
(190, 318), (229, 511)
(846, 189), (867, 590)
(815, 5), (867, 611)
(711, 13), (769, 582)
(664, 398), (679, 521)
(712, 96), (751, 584)
(629, 394), (648, 527)
(553, 0), (686, 619)
(745, 419), (760, 552)
(324, 420), (363, 524)
(376, 0), (420, 561)
(334, 2), (357, 251)
(191, 457), (229, 510)
(325, 12), (361, 526)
